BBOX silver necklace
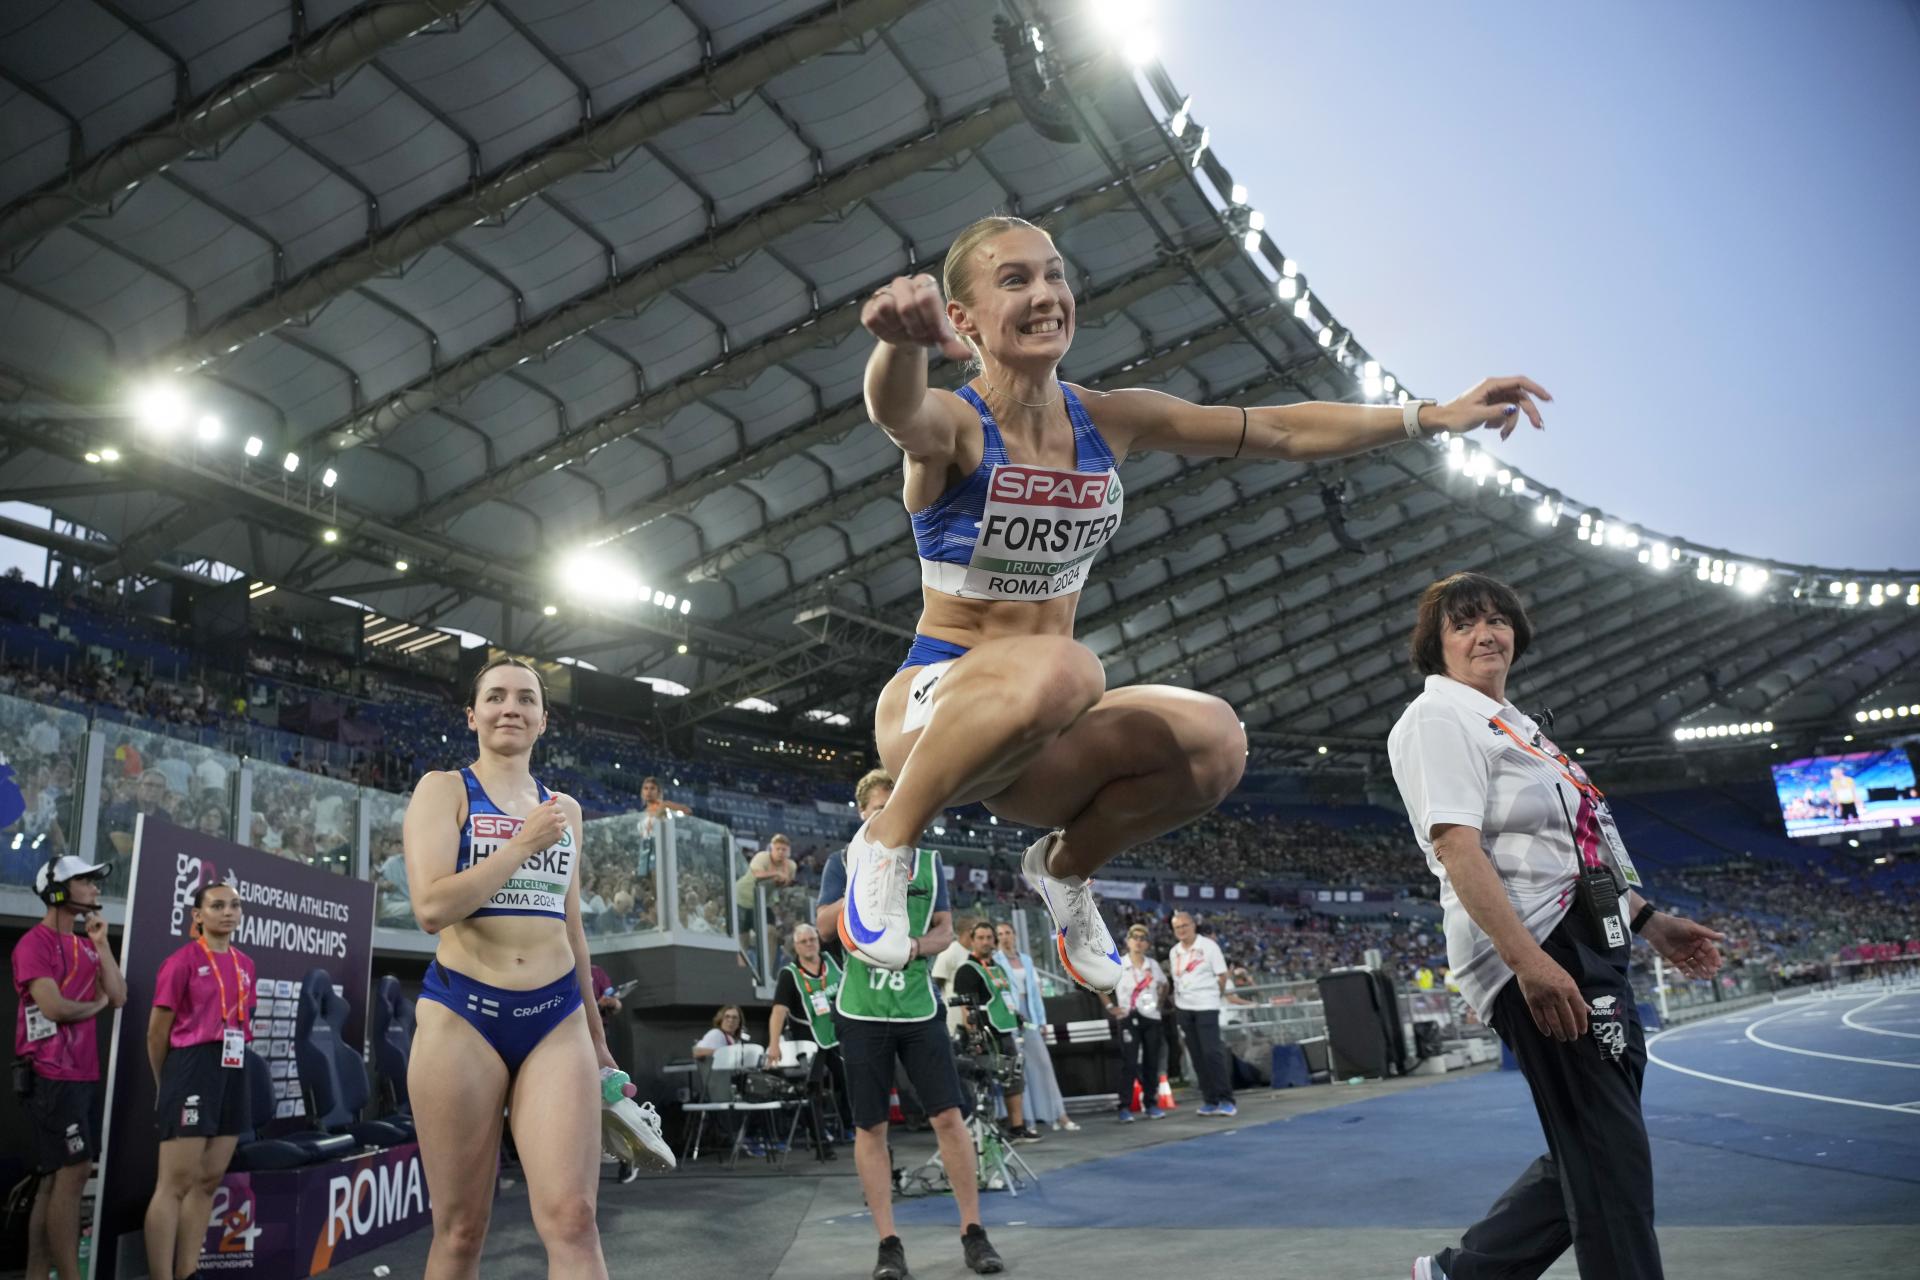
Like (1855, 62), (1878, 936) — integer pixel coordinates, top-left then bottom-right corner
(984, 377), (1058, 409)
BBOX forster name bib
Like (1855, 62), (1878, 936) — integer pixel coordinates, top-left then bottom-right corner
(962, 463), (1123, 601)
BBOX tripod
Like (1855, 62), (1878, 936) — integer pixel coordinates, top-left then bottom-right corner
(909, 1029), (1037, 1197)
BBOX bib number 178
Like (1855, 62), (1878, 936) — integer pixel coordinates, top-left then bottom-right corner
(868, 967), (907, 993)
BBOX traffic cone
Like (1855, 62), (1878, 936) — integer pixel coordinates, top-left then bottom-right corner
(888, 1088), (905, 1125)
(1129, 1079), (1144, 1113)
(1155, 1073), (1177, 1110)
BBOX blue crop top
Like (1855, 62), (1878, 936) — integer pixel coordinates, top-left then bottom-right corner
(908, 383), (1125, 601)
(454, 767), (575, 921)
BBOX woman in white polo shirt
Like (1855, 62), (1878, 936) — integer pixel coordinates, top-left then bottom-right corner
(1387, 572), (1725, 1280)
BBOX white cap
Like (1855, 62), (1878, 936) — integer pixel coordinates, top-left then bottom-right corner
(35, 856), (110, 895)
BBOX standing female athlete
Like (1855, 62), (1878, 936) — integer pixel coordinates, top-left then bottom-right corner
(402, 657), (665, 1280)
(841, 215), (1550, 991)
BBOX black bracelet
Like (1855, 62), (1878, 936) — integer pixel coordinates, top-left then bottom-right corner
(1232, 404), (1248, 458)
(1630, 902), (1657, 935)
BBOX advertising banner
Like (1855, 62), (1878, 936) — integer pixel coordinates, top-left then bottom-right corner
(95, 819), (377, 1280)
(192, 1142), (432, 1276)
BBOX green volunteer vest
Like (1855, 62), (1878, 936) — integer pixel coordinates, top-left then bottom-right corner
(836, 849), (942, 1023)
(963, 957), (1018, 1032)
(784, 954), (843, 1050)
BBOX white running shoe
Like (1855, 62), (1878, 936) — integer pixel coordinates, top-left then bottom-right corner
(838, 821), (913, 970)
(1021, 832), (1122, 993)
(603, 1097), (676, 1171)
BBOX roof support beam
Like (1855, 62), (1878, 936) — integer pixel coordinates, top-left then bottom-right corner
(310, 81), (1016, 452)
(408, 157), (1184, 531)
(0, 0), (476, 258)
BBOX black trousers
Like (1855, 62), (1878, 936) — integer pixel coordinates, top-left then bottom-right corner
(1437, 922), (1663, 1280)
(1174, 1007), (1233, 1105)
(1118, 1013), (1164, 1110)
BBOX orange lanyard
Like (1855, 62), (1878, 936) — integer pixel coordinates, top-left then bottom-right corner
(1487, 717), (1607, 871)
(196, 939), (249, 1033)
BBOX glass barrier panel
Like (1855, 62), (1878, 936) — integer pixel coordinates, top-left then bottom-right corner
(670, 814), (734, 937)
(579, 812), (662, 938)
(244, 760), (356, 874)
(755, 883), (819, 976)
(0, 691), (91, 894)
(92, 720), (240, 895)
(366, 787), (416, 929)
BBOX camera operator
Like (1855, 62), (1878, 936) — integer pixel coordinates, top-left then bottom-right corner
(951, 921), (1039, 1143)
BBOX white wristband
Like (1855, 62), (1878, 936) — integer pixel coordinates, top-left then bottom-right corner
(1403, 398), (1436, 440)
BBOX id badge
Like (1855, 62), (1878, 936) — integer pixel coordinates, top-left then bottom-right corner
(810, 991), (831, 1016)
(1137, 989), (1158, 1016)
(1595, 804), (1643, 889)
(24, 1002), (57, 1043)
(221, 1027), (246, 1069)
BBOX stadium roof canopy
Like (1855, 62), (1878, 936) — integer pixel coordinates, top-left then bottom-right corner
(3, 0), (1917, 768)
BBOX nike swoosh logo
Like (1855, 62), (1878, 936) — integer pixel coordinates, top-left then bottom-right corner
(843, 864), (885, 946)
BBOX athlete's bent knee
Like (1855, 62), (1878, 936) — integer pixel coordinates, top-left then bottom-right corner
(1189, 696), (1247, 803)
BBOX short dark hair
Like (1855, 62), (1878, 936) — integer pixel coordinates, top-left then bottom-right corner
(466, 656), (548, 711)
(1409, 572), (1533, 677)
(969, 920), (996, 940)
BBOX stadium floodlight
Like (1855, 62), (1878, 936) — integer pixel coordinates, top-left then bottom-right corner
(679, 599), (691, 615)
(395, 560), (409, 572)
(85, 451), (101, 464)
(100, 447), (120, 462)
(1292, 290), (1313, 321)
(321, 528), (337, 543)
(677, 643), (689, 654)
(1243, 229), (1261, 252)
(197, 415), (222, 443)
(283, 451), (299, 473)
(1281, 258), (1298, 278)
(1828, 581), (1842, 594)
(1191, 126), (1209, 167)
(132, 380), (189, 436)
(1384, 375), (1397, 395)
(321, 467), (337, 489)
(1230, 182), (1248, 205)
(1122, 29), (1158, 65)
(1535, 498), (1556, 524)
(1846, 581), (1859, 593)
(652, 589), (667, 606)
(1247, 210), (1265, 232)
(1495, 468), (1511, 487)
(664, 594), (677, 610)
(1169, 95), (1191, 138)
(1869, 709), (1883, 720)
(1578, 512), (1592, 527)
(1318, 325), (1334, 347)
(1576, 526), (1591, 542)
(1317, 745), (1328, 755)
(1637, 549), (1650, 564)
(1856, 710), (1869, 722)
(542, 604), (558, 616)
(1276, 276), (1299, 301)
(244, 436), (263, 458)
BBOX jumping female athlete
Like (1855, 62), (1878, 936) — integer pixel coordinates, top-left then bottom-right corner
(402, 657), (666, 1279)
(840, 215), (1550, 991)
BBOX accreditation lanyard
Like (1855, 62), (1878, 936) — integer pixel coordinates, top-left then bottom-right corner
(797, 962), (833, 1016)
(198, 938), (250, 1067)
(1486, 717), (1610, 872)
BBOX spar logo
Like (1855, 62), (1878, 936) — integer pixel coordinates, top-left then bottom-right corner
(988, 467), (1111, 508)
(470, 813), (522, 841)
(211, 1183), (264, 1254)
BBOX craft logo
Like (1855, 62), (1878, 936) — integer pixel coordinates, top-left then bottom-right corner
(513, 993), (566, 1018)
(1589, 996), (1626, 1060)
(1590, 995), (1617, 1012)
(182, 1093), (202, 1127)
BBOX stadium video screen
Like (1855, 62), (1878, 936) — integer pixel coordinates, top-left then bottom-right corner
(1771, 748), (1920, 837)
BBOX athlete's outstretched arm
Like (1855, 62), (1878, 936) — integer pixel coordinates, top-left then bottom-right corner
(861, 273), (969, 458)
(1089, 377), (1552, 463)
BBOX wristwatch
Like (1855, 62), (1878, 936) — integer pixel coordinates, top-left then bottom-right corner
(1402, 398), (1437, 440)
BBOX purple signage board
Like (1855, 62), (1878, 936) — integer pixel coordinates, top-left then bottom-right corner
(95, 818), (376, 1280)
(192, 1142), (433, 1276)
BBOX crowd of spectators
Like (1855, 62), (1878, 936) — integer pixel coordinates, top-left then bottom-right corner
(1125, 805), (1430, 888)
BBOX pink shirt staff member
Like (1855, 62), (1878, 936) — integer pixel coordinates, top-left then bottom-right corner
(144, 881), (256, 1280)
(13, 855), (125, 1280)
